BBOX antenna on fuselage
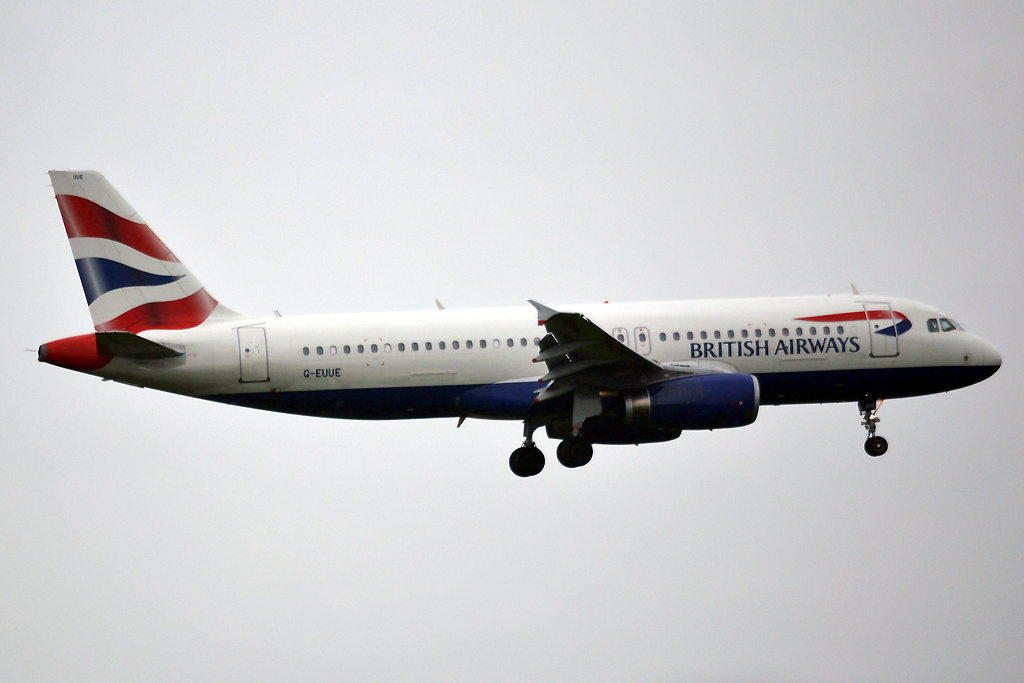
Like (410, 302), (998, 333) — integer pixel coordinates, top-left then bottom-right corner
(851, 283), (860, 295)
(435, 299), (445, 310)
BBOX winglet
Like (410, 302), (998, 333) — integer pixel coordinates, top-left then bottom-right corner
(528, 300), (559, 326)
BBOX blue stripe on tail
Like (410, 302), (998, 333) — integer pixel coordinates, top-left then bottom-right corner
(75, 257), (186, 304)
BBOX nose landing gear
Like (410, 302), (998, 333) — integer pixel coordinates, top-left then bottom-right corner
(510, 420), (545, 477)
(859, 399), (888, 457)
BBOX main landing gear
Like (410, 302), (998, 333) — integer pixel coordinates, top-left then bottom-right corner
(859, 398), (888, 457)
(556, 437), (593, 468)
(510, 421), (545, 477)
(509, 421), (595, 476)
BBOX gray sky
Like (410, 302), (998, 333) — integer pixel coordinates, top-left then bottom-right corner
(2, 2), (1022, 681)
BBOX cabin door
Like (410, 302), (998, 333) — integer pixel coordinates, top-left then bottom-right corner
(238, 327), (269, 382)
(863, 304), (899, 358)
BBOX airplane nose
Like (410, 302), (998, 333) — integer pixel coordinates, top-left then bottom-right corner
(989, 343), (1002, 369)
(979, 337), (1002, 369)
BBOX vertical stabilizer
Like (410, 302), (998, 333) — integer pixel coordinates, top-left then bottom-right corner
(49, 170), (240, 332)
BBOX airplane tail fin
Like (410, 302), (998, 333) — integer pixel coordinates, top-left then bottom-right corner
(48, 170), (241, 333)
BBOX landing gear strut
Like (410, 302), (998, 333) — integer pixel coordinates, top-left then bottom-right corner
(859, 398), (888, 457)
(510, 420), (545, 477)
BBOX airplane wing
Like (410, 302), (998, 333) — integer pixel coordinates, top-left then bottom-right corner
(528, 300), (675, 401)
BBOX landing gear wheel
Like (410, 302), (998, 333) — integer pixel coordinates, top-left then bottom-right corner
(556, 438), (593, 468)
(509, 446), (545, 477)
(864, 436), (888, 457)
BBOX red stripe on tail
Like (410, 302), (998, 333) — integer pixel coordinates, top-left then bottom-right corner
(56, 194), (180, 262)
(94, 289), (218, 333)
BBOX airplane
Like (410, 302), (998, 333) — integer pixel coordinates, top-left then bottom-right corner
(38, 170), (1002, 477)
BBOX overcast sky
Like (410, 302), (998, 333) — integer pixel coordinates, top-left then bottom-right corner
(2, 2), (1023, 681)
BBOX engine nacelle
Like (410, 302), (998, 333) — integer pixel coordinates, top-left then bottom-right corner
(623, 374), (760, 430)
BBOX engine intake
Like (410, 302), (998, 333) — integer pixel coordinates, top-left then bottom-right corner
(623, 374), (760, 430)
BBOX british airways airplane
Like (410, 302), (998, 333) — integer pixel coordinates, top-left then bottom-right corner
(39, 171), (1002, 476)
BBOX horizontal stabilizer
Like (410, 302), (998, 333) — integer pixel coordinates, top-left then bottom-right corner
(95, 332), (184, 359)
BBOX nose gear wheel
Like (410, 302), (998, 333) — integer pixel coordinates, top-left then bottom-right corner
(859, 399), (888, 457)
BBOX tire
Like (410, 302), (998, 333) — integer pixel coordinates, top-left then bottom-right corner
(556, 438), (593, 468)
(510, 446), (545, 477)
(864, 436), (888, 457)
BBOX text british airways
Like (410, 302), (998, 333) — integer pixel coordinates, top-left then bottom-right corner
(690, 336), (861, 359)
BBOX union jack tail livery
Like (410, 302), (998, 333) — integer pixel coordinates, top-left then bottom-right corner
(49, 170), (238, 333)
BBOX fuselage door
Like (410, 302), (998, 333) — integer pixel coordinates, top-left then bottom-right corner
(238, 327), (269, 382)
(863, 304), (899, 358)
(634, 326), (652, 355)
(612, 327), (632, 350)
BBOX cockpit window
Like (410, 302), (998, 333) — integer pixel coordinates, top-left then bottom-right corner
(940, 318), (956, 332)
(927, 318), (939, 333)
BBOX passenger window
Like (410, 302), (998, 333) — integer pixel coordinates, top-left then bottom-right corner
(412, 342), (419, 351)
(659, 332), (666, 342)
(686, 332), (693, 340)
(534, 338), (540, 346)
(673, 332), (680, 341)
(927, 319), (939, 333)
(493, 339), (499, 348)
(940, 318), (956, 332)
(769, 329), (775, 337)
(330, 346), (337, 354)
(439, 341), (446, 350)
(795, 328), (802, 336)
(507, 338), (514, 347)
(371, 344), (378, 353)
(823, 326), (830, 335)
(465, 340), (472, 349)
(727, 330), (734, 339)
(638, 332), (647, 343)
(700, 331), (707, 340)
(713, 331), (721, 339)
(740, 329), (748, 338)
(398, 343), (405, 352)
(303, 347), (309, 356)
(316, 346), (323, 355)
(426, 342), (432, 350)
(384, 343), (391, 353)
(344, 345), (351, 354)
(453, 341), (459, 350)
(809, 327), (816, 336)
(782, 328), (789, 337)
(358, 345), (364, 353)
(617, 333), (625, 342)
(837, 326), (844, 335)
(481, 340), (487, 349)
(520, 338), (527, 346)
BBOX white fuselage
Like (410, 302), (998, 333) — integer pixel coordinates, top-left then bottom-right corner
(86, 294), (1001, 420)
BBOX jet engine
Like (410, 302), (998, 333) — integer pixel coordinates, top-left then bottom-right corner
(622, 373), (760, 430)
